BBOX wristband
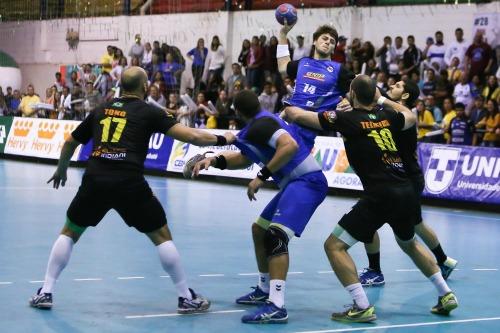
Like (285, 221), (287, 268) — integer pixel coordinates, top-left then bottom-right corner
(276, 44), (290, 58)
(214, 155), (227, 170)
(257, 166), (272, 181)
(215, 135), (227, 146)
(377, 96), (387, 106)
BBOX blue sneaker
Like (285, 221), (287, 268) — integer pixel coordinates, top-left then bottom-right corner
(359, 268), (385, 287)
(241, 301), (288, 324)
(439, 257), (458, 280)
(236, 286), (269, 305)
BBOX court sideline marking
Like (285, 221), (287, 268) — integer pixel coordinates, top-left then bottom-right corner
(293, 316), (500, 333)
(126, 309), (245, 319)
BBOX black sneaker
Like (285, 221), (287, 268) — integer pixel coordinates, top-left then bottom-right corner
(431, 292), (458, 315)
(177, 288), (210, 314)
(29, 288), (53, 309)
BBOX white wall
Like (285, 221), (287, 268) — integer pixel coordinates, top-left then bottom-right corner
(0, 2), (498, 92)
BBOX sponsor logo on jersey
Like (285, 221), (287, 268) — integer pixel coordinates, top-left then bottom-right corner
(303, 72), (325, 81)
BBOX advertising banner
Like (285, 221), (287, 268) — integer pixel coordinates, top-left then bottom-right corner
(312, 136), (363, 191)
(419, 143), (499, 204)
(0, 116), (14, 154)
(4, 117), (82, 160)
(167, 129), (258, 179)
(78, 132), (174, 171)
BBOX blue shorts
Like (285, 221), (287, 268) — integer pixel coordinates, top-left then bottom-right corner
(260, 171), (328, 237)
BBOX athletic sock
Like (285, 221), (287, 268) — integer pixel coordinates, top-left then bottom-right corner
(269, 279), (286, 308)
(157, 241), (191, 300)
(345, 283), (370, 309)
(431, 244), (447, 266)
(429, 272), (452, 296)
(367, 252), (381, 273)
(258, 273), (270, 293)
(41, 235), (74, 294)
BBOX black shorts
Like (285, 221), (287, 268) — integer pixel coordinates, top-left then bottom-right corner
(67, 175), (167, 233)
(410, 175), (425, 225)
(338, 183), (417, 243)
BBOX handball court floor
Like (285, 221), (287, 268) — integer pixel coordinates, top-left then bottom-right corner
(1, 159), (499, 333)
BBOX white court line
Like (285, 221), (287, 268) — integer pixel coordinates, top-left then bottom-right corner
(0, 282), (13, 285)
(422, 210), (500, 221)
(74, 278), (102, 281)
(288, 271), (304, 275)
(396, 269), (420, 272)
(199, 274), (225, 277)
(29, 280), (44, 283)
(126, 309), (245, 319)
(117, 276), (145, 280)
(318, 271), (334, 274)
(473, 268), (498, 271)
(160, 275), (170, 278)
(293, 316), (500, 333)
(238, 273), (259, 276)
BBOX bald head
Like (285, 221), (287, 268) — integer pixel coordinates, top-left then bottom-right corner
(350, 75), (376, 106)
(121, 66), (148, 96)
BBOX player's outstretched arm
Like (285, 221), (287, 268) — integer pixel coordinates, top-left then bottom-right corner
(192, 152), (252, 178)
(277, 20), (295, 76)
(283, 106), (323, 130)
(166, 123), (235, 147)
(47, 136), (81, 189)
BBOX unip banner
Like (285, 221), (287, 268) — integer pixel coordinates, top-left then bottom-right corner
(166, 129), (258, 179)
(77, 132), (174, 171)
(4, 117), (82, 160)
(312, 136), (363, 191)
(0, 116), (14, 154)
(419, 143), (500, 204)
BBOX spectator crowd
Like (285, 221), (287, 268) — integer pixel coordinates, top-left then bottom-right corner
(0, 28), (498, 147)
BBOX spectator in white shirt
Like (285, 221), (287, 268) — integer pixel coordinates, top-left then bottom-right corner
(258, 82), (278, 113)
(292, 35), (310, 61)
(444, 27), (468, 70)
(142, 42), (153, 77)
(204, 36), (225, 91)
(129, 34), (144, 61)
(389, 36), (405, 76)
(453, 72), (473, 107)
(146, 85), (167, 108)
(424, 31), (447, 71)
(110, 57), (127, 86)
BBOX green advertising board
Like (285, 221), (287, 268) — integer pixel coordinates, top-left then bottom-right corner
(0, 116), (14, 153)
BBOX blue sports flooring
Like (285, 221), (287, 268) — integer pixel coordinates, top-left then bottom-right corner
(0, 159), (499, 333)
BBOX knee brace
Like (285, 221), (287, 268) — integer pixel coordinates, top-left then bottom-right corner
(264, 226), (290, 258)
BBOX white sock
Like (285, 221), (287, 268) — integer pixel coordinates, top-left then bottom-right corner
(258, 273), (270, 293)
(269, 279), (286, 308)
(345, 283), (369, 309)
(41, 235), (74, 294)
(157, 241), (191, 300)
(429, 272), (452, 296)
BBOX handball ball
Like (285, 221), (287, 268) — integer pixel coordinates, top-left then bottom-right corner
(275, 3), (298, 25)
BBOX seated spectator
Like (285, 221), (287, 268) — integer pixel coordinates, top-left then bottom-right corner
(332, 35), (347, 64)
(228, 118), (239, 130)
(83, 81), (102, 118)
(110, 57), (127, 86)
(469, 96), (487, 136)
(57, 86), (71, 120)
(422, 68), (437, 97)
(19, 84), (41, 118)
(447, 103), (474, 145)
(54, 72), (65, 92)
(71, 84), (85, 120)
(364, 58), (379, 79)
(476, 99), (500, 147)
(482, 75), (499, 102)
(130, 56), (141, 67)
(66, 71), (81, 91)
(9, 89), (21, 115)
(292, 34), (310, 61)
(152, 71), (167, 97)
(441, 97), (457, 141)
(425, 95), (443, 124)
(194, 92), (209, 128)
(258, 82), (278, 113)
(416, 99), (436, 140)
(43, 86), (57, 119)
(146, 84), (166, 107)
(215, 90), (232, 129)
(0, 90), (6, 116)
(434, 69), (454, 106)
(166, 93), (180, 116)
(453, 72), (473, 108)
(142, 42), (153, 77)
(470, 74), (483, 98)
(447, 57), (462, 84)
(226, 63), (245, 99)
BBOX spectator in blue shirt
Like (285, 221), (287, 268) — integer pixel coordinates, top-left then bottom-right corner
(9, 89), (21, 115)
(447, 103), (474, 145)
(160, 53), (184, 95)
(187, 38), (208, 92)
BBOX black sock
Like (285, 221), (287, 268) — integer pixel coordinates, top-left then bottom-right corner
(367, 252), (381, 273)
(432, 244), (447, 265)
